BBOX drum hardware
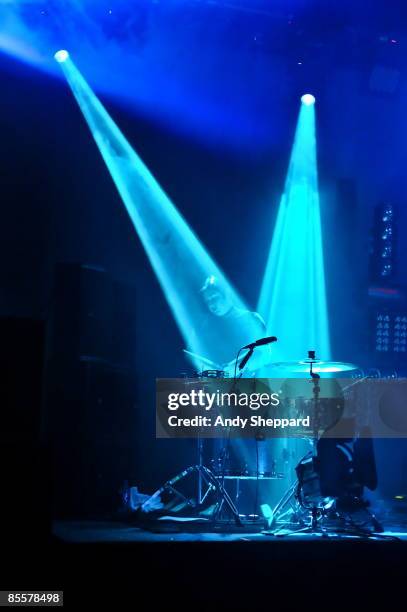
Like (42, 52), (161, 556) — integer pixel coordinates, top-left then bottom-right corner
(213, 472), (285, 518)
(263, 351), (386, 538)
(214, 338), (281, 518)
(268, 359), (358, 374)
(194, 368), (227, 505)
(309, 350), (321, 454)
(141, 464), (243, 525)
(169, 338), (280, 522)
(162, 345), (384, 535)
(200, 369), (226, 378)
(267, 351), (330, 533)
(153, 368), (244, 524)
(264, 448), (384, 538)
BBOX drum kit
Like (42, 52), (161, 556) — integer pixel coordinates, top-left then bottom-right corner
(146, 345), (385, 536)
(201, 353), (356, 524)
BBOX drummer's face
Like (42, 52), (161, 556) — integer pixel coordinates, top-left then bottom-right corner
(204, 288), (231, 316)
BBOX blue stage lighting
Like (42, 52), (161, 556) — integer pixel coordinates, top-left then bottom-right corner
(301, 93), (315, 106)
(258, 97), (330, 363)
(54, 54), (265, 376)
(257, 95), (330, 504)
(55, 53), (270, 471)
(54, 49), (69, 63)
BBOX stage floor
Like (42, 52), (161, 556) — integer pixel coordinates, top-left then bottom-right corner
(53, 519), (407, 542)
(5, 520), (407, 608)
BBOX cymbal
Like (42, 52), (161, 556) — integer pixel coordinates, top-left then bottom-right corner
(268, 360), (358, 374)
(183, 349), (221, 370)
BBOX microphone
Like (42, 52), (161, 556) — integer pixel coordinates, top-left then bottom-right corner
(243, 336), (277, 350)
(238, 337), (277, 371)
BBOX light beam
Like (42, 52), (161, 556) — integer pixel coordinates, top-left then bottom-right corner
(258, 94), (330, 362)
(257, 94), (331, 504)
(55, 52), (265, 374)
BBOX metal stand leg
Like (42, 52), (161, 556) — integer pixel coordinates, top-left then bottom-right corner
(197, 438), (203, 504)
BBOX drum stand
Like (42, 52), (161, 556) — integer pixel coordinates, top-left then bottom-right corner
(266, 486), (384, 538)
(264, 353), (384, 539)
(267, 356), (326, 531)
(143, 463), (242, 525)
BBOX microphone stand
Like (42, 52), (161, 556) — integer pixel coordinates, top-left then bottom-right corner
(238, 347), (254, 373)
(225, 339), (275, 520)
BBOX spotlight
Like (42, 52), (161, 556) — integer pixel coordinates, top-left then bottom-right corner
(301, 93), (315, 106)
(258, 95), (330, 361)
(56, 54), (267, 473)
(55, 54), (265, 374)
(54, 50), (69, 63)
(258, 93), (328, 481)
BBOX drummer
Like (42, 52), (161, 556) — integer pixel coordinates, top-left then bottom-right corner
(199, 275), (270, 375)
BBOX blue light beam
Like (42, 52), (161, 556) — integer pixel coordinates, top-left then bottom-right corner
(258, 94), (331, 362)
(55, 53), (265, 372)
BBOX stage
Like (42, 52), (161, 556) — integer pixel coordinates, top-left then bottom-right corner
(54, 519), (407, 542)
